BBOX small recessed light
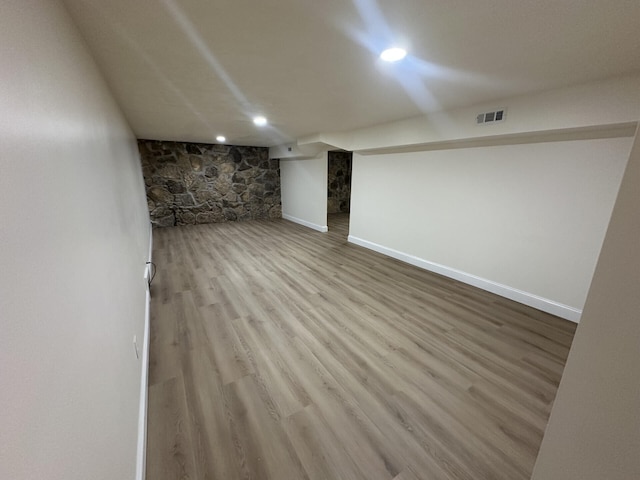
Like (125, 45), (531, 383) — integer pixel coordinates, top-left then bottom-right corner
(253, 116), (267, 126)
(380, 47), (407, 62)
(216, 135), (226, 143)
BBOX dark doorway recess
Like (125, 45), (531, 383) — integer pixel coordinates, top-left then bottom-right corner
(327, 151), (352, 213)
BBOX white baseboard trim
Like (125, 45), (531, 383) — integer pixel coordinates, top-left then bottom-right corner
(282, 213), (328, 233)
(147, 223), (153, 264)
(347, 235), (582, 323)
(136, 227), (153, 480)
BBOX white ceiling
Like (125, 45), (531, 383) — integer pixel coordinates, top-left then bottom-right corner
(63, 0), (640, 147)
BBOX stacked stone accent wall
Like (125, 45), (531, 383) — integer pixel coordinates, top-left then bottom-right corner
(139, 140), (281, 227)
(327, 151), (352, 213)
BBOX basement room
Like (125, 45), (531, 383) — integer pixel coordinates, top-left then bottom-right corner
(2, 1), (639, 479)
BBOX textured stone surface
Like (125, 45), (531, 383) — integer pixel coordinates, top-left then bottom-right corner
(327, 151), (352, 213)
(138, 140), (282, 227)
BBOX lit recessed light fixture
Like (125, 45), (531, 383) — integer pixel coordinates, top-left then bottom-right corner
(253, 116), (268, 126)
(216, 135), (226, 143)
(380, 47), (407, 62)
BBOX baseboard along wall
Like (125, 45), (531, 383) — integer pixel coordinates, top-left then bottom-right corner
(282, 214), (328, 233)
(348, 235), (582, 323)
(136, 227), (153, 480)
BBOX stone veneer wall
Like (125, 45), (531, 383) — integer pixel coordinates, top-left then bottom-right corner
(327, 151), (352, 213)
(138, 140), (281, 227)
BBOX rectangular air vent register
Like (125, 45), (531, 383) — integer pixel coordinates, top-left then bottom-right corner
(476, 108), (506, 125)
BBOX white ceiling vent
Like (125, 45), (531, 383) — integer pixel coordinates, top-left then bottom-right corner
(476, 108), (506, 125)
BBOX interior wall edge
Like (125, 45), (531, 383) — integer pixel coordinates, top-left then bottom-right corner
(531, 127), (640, 480)
(355, 121), (638, 156)
(337, 74), (640, 152)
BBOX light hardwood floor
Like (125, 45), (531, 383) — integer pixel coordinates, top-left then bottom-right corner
(146, 214), (576, 480)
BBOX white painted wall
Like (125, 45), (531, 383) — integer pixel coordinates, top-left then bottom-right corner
(0, 1), (150, 479)
(532, 128), (640, 479)
(349, 137), (632, 319)
(340, 76), (640, 320)
(280, 153), (328, 232)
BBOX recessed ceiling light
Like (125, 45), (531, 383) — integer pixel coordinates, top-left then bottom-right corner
(380, 47), (407, 62)
(216, 135), (226, 143)
(253, 116), (268, 126)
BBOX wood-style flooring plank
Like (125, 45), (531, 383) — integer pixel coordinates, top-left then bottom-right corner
(146, 376), (198, 480)
(146, 213), (577, 480)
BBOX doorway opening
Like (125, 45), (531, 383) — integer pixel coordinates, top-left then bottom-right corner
(327, 150), (352, 239)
